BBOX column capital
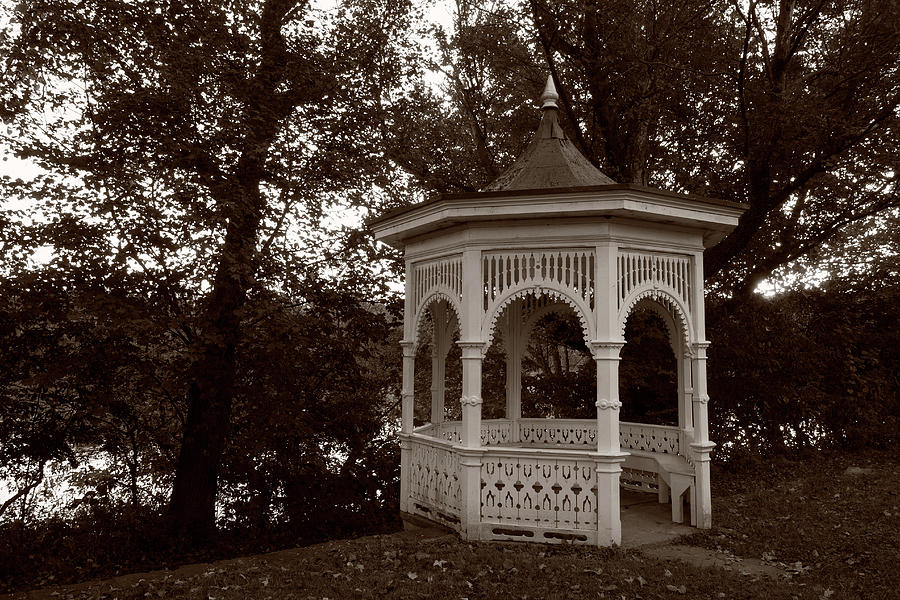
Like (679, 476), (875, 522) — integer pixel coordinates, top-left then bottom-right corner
(692, 394), (710, 404)
(400, 340), (416, 357)
(691, 341), (711, 352)
(589, 340), (625, 359)
(457, 340), (486, 358)
(690, 441), (716, 460)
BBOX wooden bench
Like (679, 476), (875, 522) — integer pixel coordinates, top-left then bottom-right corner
(622, 450), (695, 525)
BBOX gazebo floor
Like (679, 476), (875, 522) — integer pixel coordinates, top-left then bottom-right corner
(619, 489), (693, 548)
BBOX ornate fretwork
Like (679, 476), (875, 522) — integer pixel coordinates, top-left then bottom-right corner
(413, 255), (463, 312)
(413, 296), (460, 350)
(620, 467), (659, 493)
(483, 289), (593, 349)
(484, 250), (595, 311)
(408, 440), (462, 522)
(481, 453), (598, 531)
(619, 289), (693, 353)
(619, 423), (681, 454)
(617, 250), (691, 312)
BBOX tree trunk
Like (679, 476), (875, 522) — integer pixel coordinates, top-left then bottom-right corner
(165, 0), (302, 545)
(169, 191), (262, 543)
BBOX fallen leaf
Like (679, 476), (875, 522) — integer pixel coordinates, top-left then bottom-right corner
(407, 572), (417, 580)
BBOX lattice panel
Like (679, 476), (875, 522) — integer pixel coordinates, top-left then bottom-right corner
(434, 422), (462, 445)
(519, 420), (597, 446)
(481, 421), (513, 446)
(481, 454), (598, 530)
(483, 250), (595, 310)
(408, 440), (461, 516)
(413, 256), (463, 309)
(617, 251), (691, 310)
(619, 423), (681, 454)
(620, 467), (659, 493)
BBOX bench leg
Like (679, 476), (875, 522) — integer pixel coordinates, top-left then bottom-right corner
(690, 485), (697, 527)
(668, 474), (692, 524)
(657, 477), (669, 504)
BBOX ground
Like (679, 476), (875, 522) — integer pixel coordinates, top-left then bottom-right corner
(3, 450), (897, 600)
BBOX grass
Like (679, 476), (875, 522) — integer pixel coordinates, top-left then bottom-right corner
(687, 449), (900, 599)
(5, 449), (898, 600)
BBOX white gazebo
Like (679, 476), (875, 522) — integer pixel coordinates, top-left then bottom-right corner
(370, 77), (746, 546)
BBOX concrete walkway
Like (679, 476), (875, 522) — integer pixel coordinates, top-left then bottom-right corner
(620, 490), (694, 548)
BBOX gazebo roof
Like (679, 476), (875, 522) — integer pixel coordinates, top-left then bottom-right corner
(483, 76), (614, 191)
(370, 76), (746, 249)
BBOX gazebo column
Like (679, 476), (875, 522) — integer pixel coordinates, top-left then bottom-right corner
(458, 248), (485, 539)
(591, 341), (627, 547)
(504, 302), (523, 442)
(430, 302), (451, 426)
(399, 340), (416, 513)
(458, 341), (485, 539)
(690, 342), (714, 529)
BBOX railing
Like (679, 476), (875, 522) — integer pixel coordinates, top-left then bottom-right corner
(481, 447), (598, 533)
(407, 434), (462, 526)
(519, 418), (597, 446)
(619, 422), (681, 455)
(482, 419), (513, 445)
(421, 419), (684, 458)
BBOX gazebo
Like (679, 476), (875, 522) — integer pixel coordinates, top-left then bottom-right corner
(370, 77), (746, 546)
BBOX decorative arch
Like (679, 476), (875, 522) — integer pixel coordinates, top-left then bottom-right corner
(618, 288), (693, 354)
(482, 286), (594, 351)
(520, 300), (578, 351)
(413, 292), (461, 350)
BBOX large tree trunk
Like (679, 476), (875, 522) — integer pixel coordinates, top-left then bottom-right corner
(170, 184), (264, 543)
(167, 0), (298, 544)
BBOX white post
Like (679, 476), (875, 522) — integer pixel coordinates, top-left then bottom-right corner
(430, 302), (449, 425)
(591, 341), (627, 546)
(591, 241), (626, 546)
(399, 340), (416, 513)
(458, 249), (485, 539)
(504, 301), (523, 442)
(688, 250), (713, 529)
(690, 342), (714, 528)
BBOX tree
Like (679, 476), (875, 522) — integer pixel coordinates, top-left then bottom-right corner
(401, 0), (900, 296)
(1, 0), (419, 544)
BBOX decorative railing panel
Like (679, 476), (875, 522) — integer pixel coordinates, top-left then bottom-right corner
(619, 422), (681, 455)
(621, 467), (659, 493)
(432, 421), (462, 444)
(481, 449), (598, 531)
(413, 255), (463, 309)
(408, 436), (462, 520)
(482, 419), (513, 446)
(519, 419), (597, 446)
(427, 419), (684, 457)
(617, 250), (691, 311)
(483, 250), (595, 310)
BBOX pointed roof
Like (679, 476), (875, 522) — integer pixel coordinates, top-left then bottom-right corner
(483, 76), (614, 191)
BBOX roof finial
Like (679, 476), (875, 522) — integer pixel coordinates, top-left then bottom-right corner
(540, 74), (559, 109)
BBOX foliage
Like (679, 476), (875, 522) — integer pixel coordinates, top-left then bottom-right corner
(0, 0), (420, 541)
(619, 310), (678, 426)
(707, 285), (900, 459)
(521, 312), (594, 418)
(9, 450), (899, 598)
(399, 0), (900, 297)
